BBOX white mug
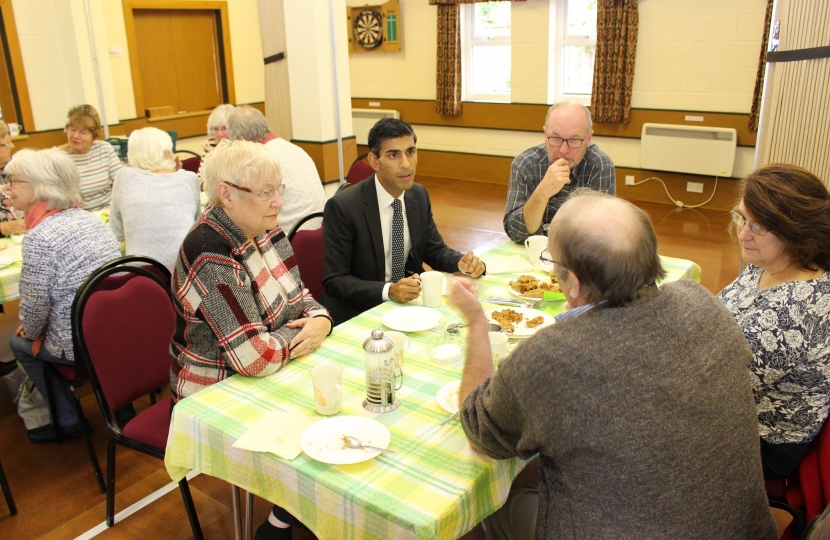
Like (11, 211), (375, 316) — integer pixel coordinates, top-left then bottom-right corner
(385, 330), (411, 366)
(489, 331), (509, 370)
(311, 363), (343, 415)
(421, 271), (443, 308)
(7, 123), (20, 137)
(524, 235), (548, 267)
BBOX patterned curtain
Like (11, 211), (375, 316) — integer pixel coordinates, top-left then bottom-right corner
(590, 0), (638, 124)
(430, 0), (523, 117)
(748, 0), (774, 132)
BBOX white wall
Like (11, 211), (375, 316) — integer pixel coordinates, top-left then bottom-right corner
(14, 0), (265, 130)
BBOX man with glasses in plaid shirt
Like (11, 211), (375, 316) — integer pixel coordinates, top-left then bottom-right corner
(503, 102), (615, 243)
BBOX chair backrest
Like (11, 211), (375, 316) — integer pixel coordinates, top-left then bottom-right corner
(73, 263), (176, 424)
(787, 420), (830, 524)
(181, 156), (201, 174)
(346, 154), (373, 185)
(289, 226), (324, 302)
(287, 211), (324, 242)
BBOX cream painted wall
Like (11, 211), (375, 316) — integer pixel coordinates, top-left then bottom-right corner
(12, 0), (119, 132)
(346, 0), (436, 100)
(284, 0), (353, 141)
(102, 0), (266, 120)
(634, 0), (765, 113)
(13, 0), (265, 129)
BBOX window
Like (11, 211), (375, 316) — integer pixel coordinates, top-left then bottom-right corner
(550, 0), (597, 104)
(462, 2), (511, 102)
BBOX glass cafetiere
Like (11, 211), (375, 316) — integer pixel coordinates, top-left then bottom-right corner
(362, 329), (403, 413)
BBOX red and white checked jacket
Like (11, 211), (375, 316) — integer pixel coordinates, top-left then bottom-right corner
(170, 206), (331, 402)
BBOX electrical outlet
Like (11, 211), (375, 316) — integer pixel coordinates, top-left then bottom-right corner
(686, 182), (704, 193)
(625, 175), (635, 186)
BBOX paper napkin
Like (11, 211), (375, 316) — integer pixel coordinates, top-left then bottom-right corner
(482, 255), (533, 275)
(232, 411), (321, 460)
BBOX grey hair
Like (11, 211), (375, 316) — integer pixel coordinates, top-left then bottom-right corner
(5, 148), (82, 210)
(206, 104), (236, 137)
(227, 105), (271, 142)
(127, 127), (177, 172)
(202, 139), (282, 207)
(545, 102), (593, 133)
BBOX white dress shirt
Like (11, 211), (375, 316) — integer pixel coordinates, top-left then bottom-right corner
(375, 176), (411, 300)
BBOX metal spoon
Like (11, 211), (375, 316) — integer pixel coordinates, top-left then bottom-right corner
(343, 435), (396, 455)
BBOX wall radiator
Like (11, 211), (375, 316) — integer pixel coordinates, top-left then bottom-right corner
(756, 0), (830, 187)
(640, 123), (737, 177)
(352, 109), (400, 146)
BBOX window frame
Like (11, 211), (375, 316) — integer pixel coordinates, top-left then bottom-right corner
(548, 0), (596, 105)
(461, 2), (512, 103)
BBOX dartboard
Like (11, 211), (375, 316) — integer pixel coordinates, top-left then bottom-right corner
(354, 9), (383, 49)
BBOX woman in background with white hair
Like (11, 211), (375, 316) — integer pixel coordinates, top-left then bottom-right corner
(204, 104), (236, 154)
(109, 127), (201, 271)
(0, 148), (120, 442)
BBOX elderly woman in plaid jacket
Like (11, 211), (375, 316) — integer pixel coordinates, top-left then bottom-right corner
(169, 140), (332, 540)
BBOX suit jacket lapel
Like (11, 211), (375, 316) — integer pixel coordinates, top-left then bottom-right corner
(404, 190), (423, 270)
(361, 179), (386, 281)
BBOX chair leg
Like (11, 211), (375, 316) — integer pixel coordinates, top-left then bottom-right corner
(0, 459), (17, 516)
(106, 439), (116, 527)
(178, 478), (204, 540)
(245, 490), (253, 540)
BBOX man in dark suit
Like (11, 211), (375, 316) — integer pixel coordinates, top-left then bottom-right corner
(323, 118), (485, 325)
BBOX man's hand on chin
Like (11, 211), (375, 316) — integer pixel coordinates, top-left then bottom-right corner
(389, 274), (421, 303)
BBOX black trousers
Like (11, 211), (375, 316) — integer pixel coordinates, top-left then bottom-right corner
(760, 437), (810, 479)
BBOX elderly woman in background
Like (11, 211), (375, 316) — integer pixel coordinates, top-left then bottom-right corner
(0, 121), (25, 236)
(0, 149), (120, 442)
(718, 163), (830, 479)
(57, 104), (122, 211)
(203, 104), (235, 154)
(170, 140), (332, 539)
(109, 127), (201, 271)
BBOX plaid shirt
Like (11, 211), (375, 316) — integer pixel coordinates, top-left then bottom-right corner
(170, 206), (331, 402)
(503, 144), (616, 243)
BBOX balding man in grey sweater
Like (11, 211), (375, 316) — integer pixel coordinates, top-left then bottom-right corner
(449, 190), (777, 540)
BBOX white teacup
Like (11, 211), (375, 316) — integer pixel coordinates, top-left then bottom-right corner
(489, 331), (509, 370)
(310, 363), (343, 415)
(385, 330), (411, 366)
(7, 123), (20, 137)
(420, 271), (443, 308)
(525, 235), (548, 267)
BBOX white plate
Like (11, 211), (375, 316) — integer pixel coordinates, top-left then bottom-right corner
(436, 380), (461, 414)
(301, 416), (391, 465)
(382, 306), (443, 333)
(485, 307), (555, 338)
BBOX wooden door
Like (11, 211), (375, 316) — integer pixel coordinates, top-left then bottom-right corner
(133, 9), (223, 115)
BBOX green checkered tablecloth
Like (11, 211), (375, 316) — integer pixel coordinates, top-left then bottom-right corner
(164, 241), (701, 540)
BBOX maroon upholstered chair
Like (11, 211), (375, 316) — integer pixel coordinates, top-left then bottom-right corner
(72, 261), (202, 537)
(45, 256), (171, 494)
(346, 154), (374, 185)
(288, 213), (325, 303)
(175, 150), (202, 174)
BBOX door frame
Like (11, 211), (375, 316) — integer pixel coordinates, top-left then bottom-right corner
(122, 0), (236, 117)
(0, 0), (34, 131)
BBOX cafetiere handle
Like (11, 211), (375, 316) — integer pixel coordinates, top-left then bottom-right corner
(389, 357), (403, 391)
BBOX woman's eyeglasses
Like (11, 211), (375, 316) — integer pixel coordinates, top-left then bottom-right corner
(224, 181), (285, 201)
(730, 210), (767, 236)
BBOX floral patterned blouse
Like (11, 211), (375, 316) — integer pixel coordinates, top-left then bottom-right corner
(0, 170), (24, 226)
(719, 264), (830, 445)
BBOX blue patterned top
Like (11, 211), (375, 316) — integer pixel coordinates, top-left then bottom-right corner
(20, 208), (121, 361)
(719, 264), (830, 444)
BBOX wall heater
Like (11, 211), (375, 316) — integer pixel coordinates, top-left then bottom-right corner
(352, 108), (400, 146)
(641, 123), (737, 177)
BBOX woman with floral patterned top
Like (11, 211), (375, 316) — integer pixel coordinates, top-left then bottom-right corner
(718, 163), (830, 479)
(0, 121), (26, 236)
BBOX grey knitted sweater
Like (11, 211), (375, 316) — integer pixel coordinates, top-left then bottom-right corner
(462, 280), (777, 539)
